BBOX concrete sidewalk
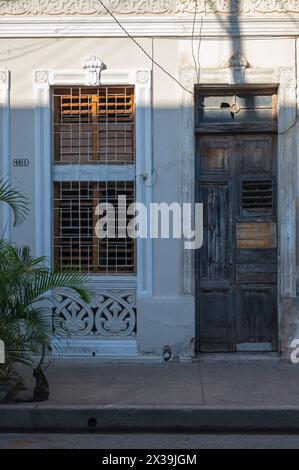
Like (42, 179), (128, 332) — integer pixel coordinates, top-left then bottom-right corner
(1, 358), (299, 432)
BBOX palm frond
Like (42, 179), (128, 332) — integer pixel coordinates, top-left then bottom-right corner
(0, 177), (29, 226)
(29, 271), (91, 304)
(0, 239), (90, 374)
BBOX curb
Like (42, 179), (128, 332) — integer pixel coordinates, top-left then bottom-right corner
(1, 405), (299, 433)
(0, 377), (22, 403)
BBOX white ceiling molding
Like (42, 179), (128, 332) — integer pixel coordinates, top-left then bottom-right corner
(1, 0), (299, 16)
(0, 16), (299, 38)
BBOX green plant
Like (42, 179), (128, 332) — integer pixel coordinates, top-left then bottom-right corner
(0, 176), (29, 227)
(0, 178), (90, 377)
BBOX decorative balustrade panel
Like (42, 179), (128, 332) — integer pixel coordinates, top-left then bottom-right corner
(52, 290), (137, 338)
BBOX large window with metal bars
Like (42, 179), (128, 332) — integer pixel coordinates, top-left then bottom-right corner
(52, 86), (136, 274)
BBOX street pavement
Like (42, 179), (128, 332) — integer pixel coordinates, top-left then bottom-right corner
(9, 358), (299, 407)
(1, 432), (299, 449)
(1, 358), (299, 434)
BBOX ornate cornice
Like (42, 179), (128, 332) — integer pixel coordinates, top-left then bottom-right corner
(0, 69), (9, 89)
(0, 0), (299, 16)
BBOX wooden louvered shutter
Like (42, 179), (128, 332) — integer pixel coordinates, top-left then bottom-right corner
(241, 180), (273, 215)
(54, 88), (94, 164)
(53, 87), (135, 164)
(96, 87), (135, 163)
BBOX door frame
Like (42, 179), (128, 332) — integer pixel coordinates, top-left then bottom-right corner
(195, 131), (278, 352)
(179, 64), (297, 354)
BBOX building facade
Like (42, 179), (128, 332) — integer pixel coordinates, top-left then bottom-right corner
(0, 0), (298, 359)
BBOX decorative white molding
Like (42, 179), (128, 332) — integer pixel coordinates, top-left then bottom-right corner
(276, 66), (297, 298)
(198, 65), (279, 86)
(54, 338), (139, 358)
(1, 0), (299, 16)
(87, 276), (137, 291)
(95, 292), (136, 337)
(53, 289), (137, 338)
(83, 55), (107, 86)
(49, 278), (138, 356)
(179, 63), (297, 299)
(53, 164), (136, 182)
(0, 69), (10, 239)
(179, 66), (196, 295)
(33, 66), (153, 297)
(35, 70), (49, 83)
(135, 70), (153, 298)
(137, 70), (150, 84)
(33, 66), (152, 355)
(225, 53), (250, 85)
(0, 70), (9, 86)
(34, 69), (51, 259)
(1, 17), (299, 38)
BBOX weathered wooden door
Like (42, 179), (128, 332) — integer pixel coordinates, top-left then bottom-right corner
(196, 134), (278, 352)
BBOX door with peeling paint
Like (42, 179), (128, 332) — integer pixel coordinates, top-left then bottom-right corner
(195, 89), (278, 352)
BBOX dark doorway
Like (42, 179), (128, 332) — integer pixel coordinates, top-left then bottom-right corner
(195, 88), (278, 352)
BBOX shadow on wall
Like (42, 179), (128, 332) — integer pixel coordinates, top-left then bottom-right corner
(0, 0), (298, 357)
(2, 95), (298, 357)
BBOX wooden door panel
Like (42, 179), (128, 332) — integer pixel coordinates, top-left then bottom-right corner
(236, 222), (277, 249)
(239, 136), (273, 174)
(199, 289), (231, 352)
(236, 264), (277, 284)
(196, 132), (277, 353)
(235, 134), (277, 350)
(199, 183), (230, 281)
(196, 135), (233, 352)
(236, 247), (277, 284)
(236, 285), (277, 349)
(199, 137), (230, 174)
(236, 248), (277, 264)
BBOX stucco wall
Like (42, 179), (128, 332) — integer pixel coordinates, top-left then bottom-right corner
(0, 33), (298, 357)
